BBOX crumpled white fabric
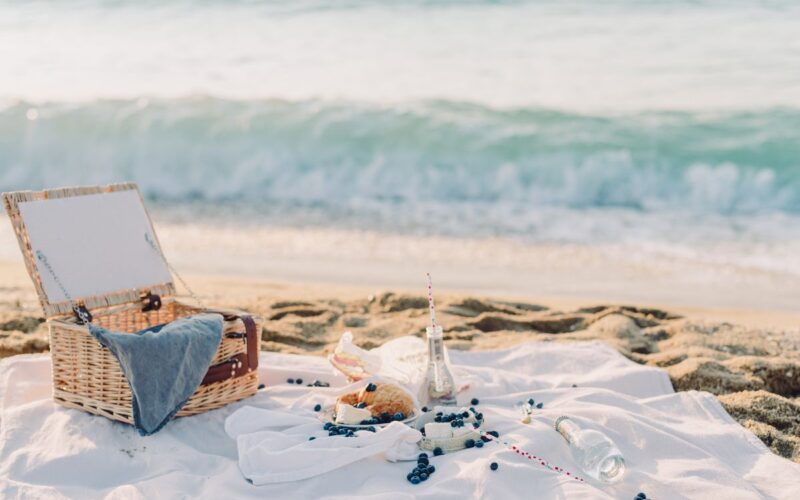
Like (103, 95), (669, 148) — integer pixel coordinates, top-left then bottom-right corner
(2, 338), (799, 499)
(225, 407), (421, 485)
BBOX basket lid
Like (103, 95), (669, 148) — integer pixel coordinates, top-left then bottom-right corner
(2, 183), (176, 318)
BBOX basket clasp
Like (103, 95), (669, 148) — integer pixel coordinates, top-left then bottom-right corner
(140, 291), (162, 312)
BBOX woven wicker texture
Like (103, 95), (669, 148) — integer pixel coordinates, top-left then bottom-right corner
(49, 298), (260, 424)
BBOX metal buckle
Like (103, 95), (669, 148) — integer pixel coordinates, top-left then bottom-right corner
(73, 304), (93, 324)
(141, 292), (162, 312)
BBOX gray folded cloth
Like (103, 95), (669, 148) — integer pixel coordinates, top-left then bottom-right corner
(88, 313), (223, 436)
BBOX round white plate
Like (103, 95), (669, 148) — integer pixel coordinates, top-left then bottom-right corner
(318, 407), (420, 429)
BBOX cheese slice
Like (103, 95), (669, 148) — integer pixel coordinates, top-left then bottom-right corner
(335, 404), (373, 425)
(424, 422), (453, 439)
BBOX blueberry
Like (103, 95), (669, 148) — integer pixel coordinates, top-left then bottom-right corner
(338, 428), (349, 435)
(571, 384), (577, 388)
(636, 494), (647, 500)
(393, 412), (405, 421)
(365, 383), (377, 392)
(257, 383), (265, 390)
(407, 472), (415, 481)
(433, 447), (443, 456)
(421, 406), (429, 412)
(314, 404), (322, 412)
(480, 436), (491, 442)
(360, 420), (371, 425)
(536, 402), (543, 409)
(346, 431), (355, 437)
(287, 378), (294, 384)
(427, 465), (435, 474)
(464, 439), (475, 448)
(308, 436), (316, 441)
(476, 413), (484, 420)
(323, 422), (333, 430)
(328, 430), (338, 436)
(462, 411), (470, 418)
(487, 430), (499, 438)
(471, 398), (479, 405)
(418, 453), (428, 460)
(355, 402), (367, 409)
(527, 398), (535, 405)
(434, 416), (442, 423)
(409, 475), (421, 485)
(475, 441), (484, 448)
(436, 412), (443, 416)
(367, 426), (376, 432)
(419, 472), (428, 481)
(473, 422), (480, 428)
(380, 412), (391, 423)
(450, 420), (458, 428)
(296, 378), (303, 385)
(490, 462), (499, 471)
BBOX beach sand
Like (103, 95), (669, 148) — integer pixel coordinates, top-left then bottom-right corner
(1, 259), (798, 464)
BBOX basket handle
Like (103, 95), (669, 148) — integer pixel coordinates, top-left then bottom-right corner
(200, 314), (259, 386)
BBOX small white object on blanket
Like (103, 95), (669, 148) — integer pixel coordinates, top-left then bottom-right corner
(225, 406), (422, 485)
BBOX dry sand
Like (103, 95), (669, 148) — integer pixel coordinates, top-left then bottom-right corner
(1, 261), (798, 464)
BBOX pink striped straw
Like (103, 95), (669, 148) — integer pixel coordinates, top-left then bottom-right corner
(426, 272), (437, 328)
(478, 430), (586, 482)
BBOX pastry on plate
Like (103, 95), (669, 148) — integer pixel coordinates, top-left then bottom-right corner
(336, 382), (415, 422)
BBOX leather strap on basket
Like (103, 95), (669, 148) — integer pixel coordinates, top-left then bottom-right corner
(200, 313), (259, 386)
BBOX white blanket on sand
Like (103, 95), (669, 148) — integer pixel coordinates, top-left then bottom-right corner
(1, 339), (798, 499)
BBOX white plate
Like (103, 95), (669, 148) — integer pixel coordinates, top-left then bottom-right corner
(318, 407), (420, 429)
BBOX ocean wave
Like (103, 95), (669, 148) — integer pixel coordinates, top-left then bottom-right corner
(2, 98), (798, 217)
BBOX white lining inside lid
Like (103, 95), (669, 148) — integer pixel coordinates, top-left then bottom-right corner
(18, 189), (172, 303)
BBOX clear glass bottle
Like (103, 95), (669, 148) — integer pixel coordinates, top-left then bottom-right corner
(555, 416), (626, 483)
(419, 325), (457, 406)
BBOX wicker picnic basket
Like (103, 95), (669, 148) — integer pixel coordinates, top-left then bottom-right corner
(2, 183), (261, 425)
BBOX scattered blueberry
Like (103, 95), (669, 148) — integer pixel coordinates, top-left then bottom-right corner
(393, 412), (406, 421)
(323, 422), (333, 430)
(338, 428), (349, 435)
(355, 402), (367, 409)
(418, 453), (428, 460)
(473, 422), (481, 428)
(419, 472), (428, 481)
(296, 378), (303, 385)
(436, 412), (443, 416)
(313, 404), (322, 412)
(367, 426), (376, 433)
(487, 430), (499, 438)
(476, 413), (483, 420)
(257, 383), (265, 390)
(427, 465), (435, 474)
(490, 462), (499, 471)
(287, 378), (294, 384)
(308, 436), (316, 441)
(464, 439), (475, 448)
(527, 398), (535, 405)
(380, 412), (391, 423)
(471, 398), (479, 405)
(461, 411), (470, 418)
(480, 436), (491, 442)
(450, 420), (458, 428)
(433, 447), (444, 456)
(635, 493), (647, 500)
(409, 476), (421, 485)
(421, 406), (429, 412)
(475, 441), (484, 448)
(328, 430), (338, 436)
(434, 416), (442, 423)
(365, 383), (377, 392)
(536, 402), (543, 409)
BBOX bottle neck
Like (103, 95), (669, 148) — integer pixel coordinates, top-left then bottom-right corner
(426, 326), (445, 364)
(555, 417), (581, 444)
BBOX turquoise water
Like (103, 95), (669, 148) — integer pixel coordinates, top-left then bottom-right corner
(1, 0), (799, 246)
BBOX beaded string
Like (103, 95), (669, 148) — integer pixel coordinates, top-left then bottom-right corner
(477, 430), (586, 482)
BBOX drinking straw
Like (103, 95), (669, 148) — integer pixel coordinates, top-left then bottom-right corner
(426, 272), (437, 328)
(477, 430), (585, 482)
